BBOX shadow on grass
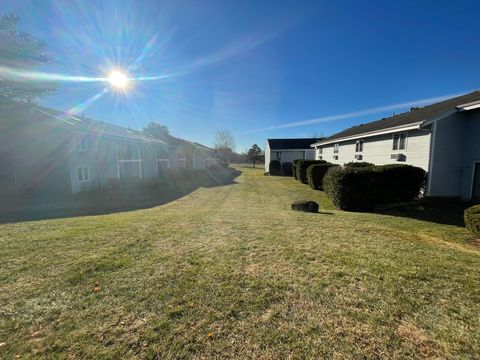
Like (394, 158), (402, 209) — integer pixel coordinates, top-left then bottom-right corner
(374, 197), (475, 227)
(0, 167), (242, 224)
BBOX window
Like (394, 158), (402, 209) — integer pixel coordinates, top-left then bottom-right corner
(276, 151), (281, 160)
(393, 133), (407, 150)
(177, 150), (187, 168)
(74, 136), (87, 151)
(77, 167), (89, 182)
(355, 140), (364, 152)
(317, 147), (323, 154)
(334, 143), (340, 153)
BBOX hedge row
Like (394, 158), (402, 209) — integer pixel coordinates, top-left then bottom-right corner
(323, 164), (426, 211)
(295, 160), (328, 184)
(269, 160), (282, 175)
(344, 162), (374, 169)
(464, 205), (480, 234)
(269, 160), (295, 176)
(306, 163), (340, 190)
(292, 160), (301, 180)
(282, 162), (293, 176)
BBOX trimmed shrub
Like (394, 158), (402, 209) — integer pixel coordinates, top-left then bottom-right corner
(296, 160), (328, 184)
(374, 164), (426, 203)
(464, 205), (480, 234)
(307, 163), (339, 190)
(344, 161), (374, 169)
(282, 162), (293, 176)
(269, 160), (282, 175)
(292, 159), (301, 179)
(324, 164), (426, 211)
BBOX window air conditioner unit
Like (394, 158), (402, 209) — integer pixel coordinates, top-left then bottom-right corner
(391, 153), (406, 162)
(354, 154), (363, 160)
(318, 156), (323, 160)
(333, 155), (339, 160)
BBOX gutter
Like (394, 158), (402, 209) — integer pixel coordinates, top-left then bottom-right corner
(310, 122), (424, 147)
(312, 106), (466, 148)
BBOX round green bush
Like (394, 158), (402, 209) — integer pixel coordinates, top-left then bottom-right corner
(269, 160), (282, 175)
(323, 164), (426, 211)
(296, 160), (328, 184)
(306, 163), (338, 190)
(464, 205), (480, 234)
(282, 162), (293, 176)
(292, 159), (301, 179)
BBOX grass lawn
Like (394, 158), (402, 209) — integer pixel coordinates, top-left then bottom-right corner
(1, 166), (479, 359)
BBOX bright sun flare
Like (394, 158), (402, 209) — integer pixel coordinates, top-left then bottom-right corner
(108, 70), (129, 89)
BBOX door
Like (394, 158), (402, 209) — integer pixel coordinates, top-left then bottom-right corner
(473, 163), (480, 200)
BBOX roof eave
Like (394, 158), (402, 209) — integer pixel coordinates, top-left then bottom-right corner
(311, 122), (424, 147)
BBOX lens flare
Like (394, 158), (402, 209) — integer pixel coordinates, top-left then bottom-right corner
(108, 70), (129, 89)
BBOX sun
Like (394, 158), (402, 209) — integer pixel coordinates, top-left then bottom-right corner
(108, 70), (129, 89)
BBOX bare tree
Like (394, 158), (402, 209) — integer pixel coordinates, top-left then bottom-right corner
(213, 130), (236, 163)
(214, 130), (236, 150)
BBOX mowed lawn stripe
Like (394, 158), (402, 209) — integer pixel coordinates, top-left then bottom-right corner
(0, 166), (479, 358)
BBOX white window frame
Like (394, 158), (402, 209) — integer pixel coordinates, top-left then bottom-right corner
(74, 135), (87, 151)
(77, 167), (89, 182)
(276, 151), (281, 160)
(317, 147), (323, 154)
(355, 139), (364, 153)
(117, 159), (143, 179)
(334, 143), (340, 154)
(392, 132), (407, 151)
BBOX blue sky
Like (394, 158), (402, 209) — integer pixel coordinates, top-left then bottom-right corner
(4, 0), (480, 151)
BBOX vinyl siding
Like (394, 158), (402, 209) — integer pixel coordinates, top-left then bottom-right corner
(428, 110), (480, 199)
(460, 111), (480, 199)
(69, 132), (174, 193)
(316, 129), (432, 170)
(265, 148), (316, 172)
(427, 113), (465, 197)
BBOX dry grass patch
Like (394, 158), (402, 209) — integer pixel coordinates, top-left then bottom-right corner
(1, 166), (479, 358)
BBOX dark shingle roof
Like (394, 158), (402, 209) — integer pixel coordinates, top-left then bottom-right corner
(34, 108), (214, 151)
(35, 107), (169, 145)
(320, 91), (480, 143)
(267, 138), (323, 150)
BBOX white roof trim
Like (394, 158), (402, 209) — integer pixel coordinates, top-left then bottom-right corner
(311, 122), (423, 147)
(457, 100), (480, 111)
